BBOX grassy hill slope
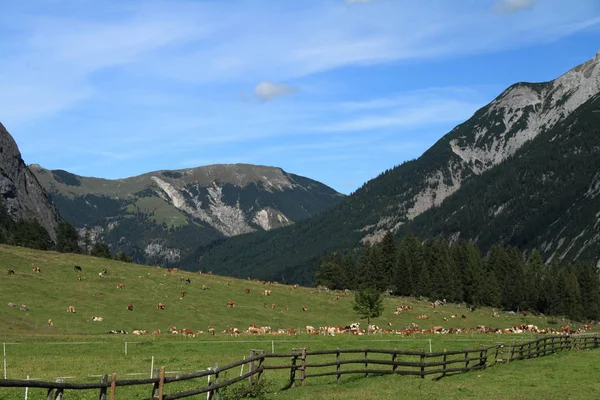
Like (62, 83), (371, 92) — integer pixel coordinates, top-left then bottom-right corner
(0, 245), (587, 338)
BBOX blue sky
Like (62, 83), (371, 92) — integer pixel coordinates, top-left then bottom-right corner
(1, 0), (599, 194)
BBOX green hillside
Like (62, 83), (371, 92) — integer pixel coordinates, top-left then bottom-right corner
(0, 245), (583, 338)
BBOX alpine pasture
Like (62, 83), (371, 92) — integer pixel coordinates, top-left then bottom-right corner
(0, 244), (597, 399)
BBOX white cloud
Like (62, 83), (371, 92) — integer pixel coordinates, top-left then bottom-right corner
(493, 0), (536, 13)
(254, 82), (297, 102)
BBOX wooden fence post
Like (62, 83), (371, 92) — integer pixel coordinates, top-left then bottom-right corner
(288, 353), (298, 388)
(336, 348), (341, 384)
(464, 347), (470, 371)
(257, 355), (265, 384)
(249, 350), (256, 386)
(420, 349), (425, 379)
(110, 373), (116, 400)
(364, 350), (368, 378)
(391, 348), (398, 373)
(213, 363), (220, 399)
(442, 349), (447, 378)
(595, 335), (599, 349)
(99, 374), (108, 400)
(300, 348), (307, 387)
(156, 366), (165, 400)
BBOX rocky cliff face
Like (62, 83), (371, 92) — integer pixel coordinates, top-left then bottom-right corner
(364, 51), (600, 241)
(31, 164), (344, 266)
(0, 123), (60, 240)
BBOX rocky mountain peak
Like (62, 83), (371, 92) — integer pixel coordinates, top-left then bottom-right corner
(0, 123), (60, 240)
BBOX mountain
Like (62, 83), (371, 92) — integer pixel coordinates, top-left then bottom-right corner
(30, 164), (344, 266)
(0, 123), (60, 240)
(191, 52), (600, 284)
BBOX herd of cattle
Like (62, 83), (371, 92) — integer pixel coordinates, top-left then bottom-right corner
(5, 265), (596, 338)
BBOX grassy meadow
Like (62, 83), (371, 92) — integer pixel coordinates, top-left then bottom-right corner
(0, 244), (598, 399)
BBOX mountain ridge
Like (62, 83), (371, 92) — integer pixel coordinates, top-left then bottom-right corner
(190, 52), (600, 284)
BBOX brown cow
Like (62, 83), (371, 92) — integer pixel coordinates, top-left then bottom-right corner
(32, 266), (41, 273)
(77, 274), (82, 281)
(117, 283), (125, 289)
(152, 329), (161, 335)
(180, 291), (187, 298)
(66, 305), (75, 313)
(301, 305), (308, 312)
(202, 285), (208, 290)
(127, 304), (134, 311)
(226, 301), (235, 308)
(156, 303), (166, 310)
(271, 303), (276, 310)
(245, 288), (251, 294)
(263, 290), (272, 296)
(47, 319), (54, 328)
(207, 326), (216, 336)
(227, 280), (232, 286)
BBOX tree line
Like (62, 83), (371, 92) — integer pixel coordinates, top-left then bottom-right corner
(315, 232), (600, 322)
(0, 199), (133, 262)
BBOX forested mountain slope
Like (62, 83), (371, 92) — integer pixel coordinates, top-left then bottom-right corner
(190, 53), (600, 284)
(31, 164), (344, 266)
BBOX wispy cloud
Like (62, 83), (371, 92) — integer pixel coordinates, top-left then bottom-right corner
(493, 0), (536, 14)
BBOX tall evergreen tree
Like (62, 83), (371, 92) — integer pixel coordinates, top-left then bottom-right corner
(90, 242), (112, 259)
(379, 231), (397, 291)
(55, 221), (81, 253)
(394, 233), (422, 296)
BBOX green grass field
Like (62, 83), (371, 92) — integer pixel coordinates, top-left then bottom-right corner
(0, 244), (598, 399)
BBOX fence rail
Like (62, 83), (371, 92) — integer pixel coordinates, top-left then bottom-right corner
(0, 334), (597, 399)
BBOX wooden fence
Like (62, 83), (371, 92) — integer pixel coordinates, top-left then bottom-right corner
(0, 334), (598, 399)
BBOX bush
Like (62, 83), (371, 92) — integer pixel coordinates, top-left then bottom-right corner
(219, 377), (272, 400)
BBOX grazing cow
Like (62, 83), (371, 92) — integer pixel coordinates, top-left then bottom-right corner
(263, 302), (268, 309)
(77, 274), (82, 281)
(107, 330), (128, 334)
(181, 328), (196, 337)
(207, 326), (216, 336)
(117, 284), (125, 289)
(226, 301), (235, 308)
(19, 304), (29, 311)
(271, 303), (276, 310)
(7, 302), (16, 307)
(169, 326), (178, 333)
(461, 314), (467, 319)
(180, 291), (187, 298)
(227, 280), (232, 286)
(167, 268), (179, 273)
(285, 305), (289, 311)
(245, 288), (251, 294)
(306, 325), (316, 334)
(127, 304), (134, 311)
(293, 284), (298, 289)
(98, 272), (104, 278)
(47, 319), (54, 328)
(7, 268), (15, 275)
(92, 316), (103, 322)
(32, 266), (41, 273)
(301, 305), (308, 312)
(152, 329), (161, 335)
(74, 265), (82, 271)
(102, 268), (108, 275)
(67, 305), (76, 313)
(202, 285), (208, 290)
(184, 278), (191, 284)
(156, 303), (166, 310)
(492, 311), (500, 318)
(523, 311), (530, 317)
(334, 295), (340, 301)
(263, 290), (272, 296)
